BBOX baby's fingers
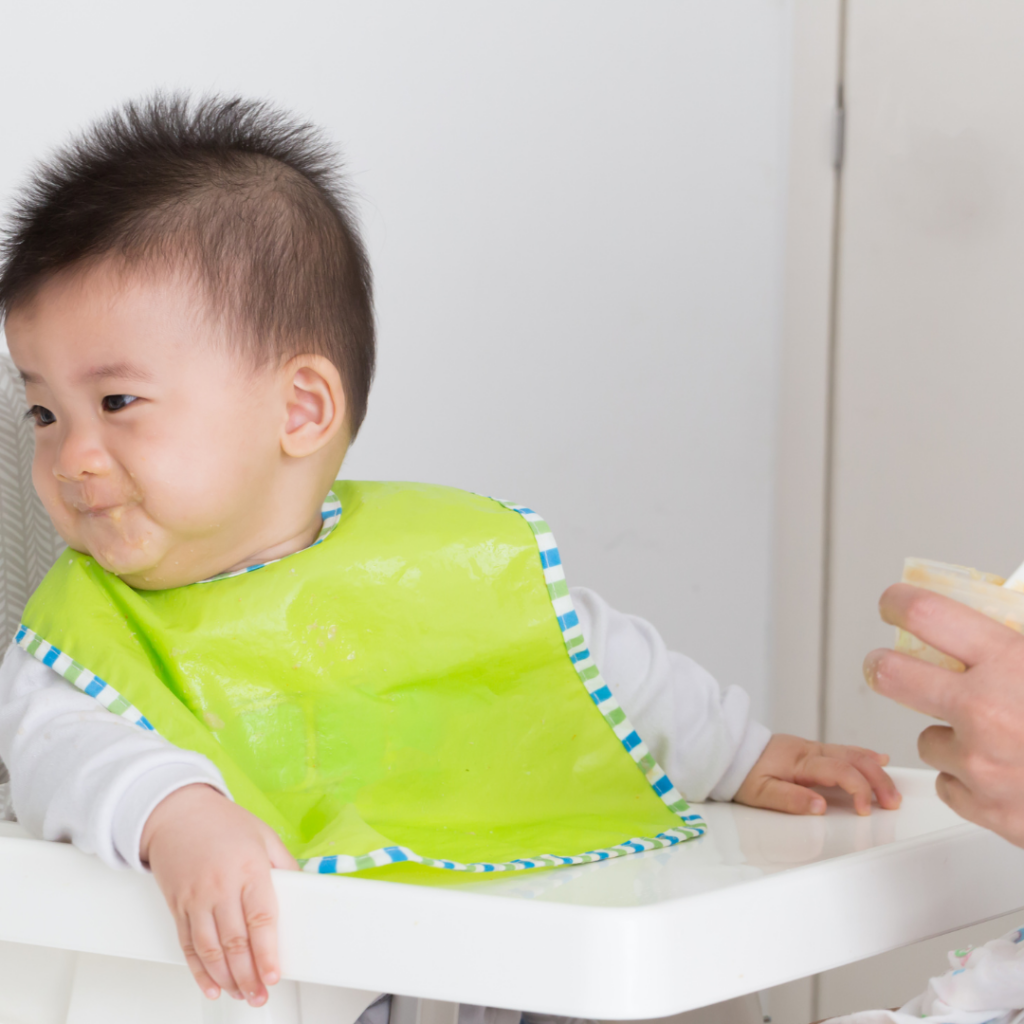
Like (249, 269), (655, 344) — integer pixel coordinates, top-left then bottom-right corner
(847, 751), (901, 810)
(749, 777), (826, 816)
(801, 756), (874, 815)
(187, 911), (241, 1001)
(175, 914), (221, 1001)
(853, 747), (890, 767)
(215, 901), (267, 1007)
(241, 873), (281, 989)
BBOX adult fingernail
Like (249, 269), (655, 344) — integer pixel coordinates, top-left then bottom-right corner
(863, 652), (882, 690)
(811, 798), (826, 814)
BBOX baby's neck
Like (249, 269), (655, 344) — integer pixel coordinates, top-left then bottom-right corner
(213, 505), (326, 579)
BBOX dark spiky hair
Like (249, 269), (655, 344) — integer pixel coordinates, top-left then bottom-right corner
(0, 93), (375, 436)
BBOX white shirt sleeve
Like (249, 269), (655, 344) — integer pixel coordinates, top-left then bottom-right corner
(0, 643), (229, 871)
(570, 587), (771, 802)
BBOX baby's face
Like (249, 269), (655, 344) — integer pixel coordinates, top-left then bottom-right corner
(5, 261), (306, 588)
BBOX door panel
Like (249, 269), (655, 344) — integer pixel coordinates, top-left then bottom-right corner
(813, 2), (1024, 1016)
(827, 0), (1024, 767)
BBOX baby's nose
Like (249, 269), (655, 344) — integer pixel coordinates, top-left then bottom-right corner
(52, 427), (112, 482)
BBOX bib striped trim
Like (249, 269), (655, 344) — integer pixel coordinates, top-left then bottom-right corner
(14, 622), (155, 732)
(494, 500), (700, 821)
(303, 824), (704, 875)
(18, 491), (706, 876)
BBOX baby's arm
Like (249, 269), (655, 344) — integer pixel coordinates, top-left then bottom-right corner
(571, 588), (901, 813)
(572, 586), (771, 801)
(0, 644), (229, 866)
(0, 644), (295, 1005)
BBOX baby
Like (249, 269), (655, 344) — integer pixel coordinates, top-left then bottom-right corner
(0, 95), (901, 1019)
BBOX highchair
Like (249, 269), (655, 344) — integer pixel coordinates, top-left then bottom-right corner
(1, 352), (1021, 1024)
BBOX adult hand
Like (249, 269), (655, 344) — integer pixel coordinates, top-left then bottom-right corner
(140, 784), (298, 1006)
(864, 582), (1024, 847)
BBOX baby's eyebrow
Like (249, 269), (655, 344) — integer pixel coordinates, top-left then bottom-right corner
(16, 363), (155, 387)
(79, 362), (155, 384)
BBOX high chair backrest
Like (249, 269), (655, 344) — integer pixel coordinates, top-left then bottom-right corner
(0, 351), (64, 787)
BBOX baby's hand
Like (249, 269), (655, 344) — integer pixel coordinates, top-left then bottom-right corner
(734, 734), (902, 816)
(140, 784), (298, 1006)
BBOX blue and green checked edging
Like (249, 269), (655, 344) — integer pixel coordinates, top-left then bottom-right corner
(15, 493), (706, 876)
(14, 623), (157, 731)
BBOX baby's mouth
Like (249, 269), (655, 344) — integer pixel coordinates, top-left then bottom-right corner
(70, 497), (136, 522)
(68, 497), (153, 563)
(73, 501), (119, 518)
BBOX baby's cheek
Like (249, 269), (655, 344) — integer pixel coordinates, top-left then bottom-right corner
(31, 454), (57, 503)
(146, 448), (269, 535)
(34, 489), (78, 549)
(139, 475), (223, 538)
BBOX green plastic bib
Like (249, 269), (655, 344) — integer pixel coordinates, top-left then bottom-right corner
(19, 482), (705, 876)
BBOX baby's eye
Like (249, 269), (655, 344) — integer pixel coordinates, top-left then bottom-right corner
(101, 394), (138, 413)
(25, 405), (56, 427)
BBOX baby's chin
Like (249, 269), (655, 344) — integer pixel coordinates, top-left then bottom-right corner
(66, 518), (177, 589)
(84, 541), (166, 586)
(63, 508), (239, 589)
(96, 550), (206, 590)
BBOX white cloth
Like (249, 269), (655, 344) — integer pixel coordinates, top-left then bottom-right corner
(827, 926), (1024, 1024)
(0, 585), (770, 870)
(0, 654), (230, 867)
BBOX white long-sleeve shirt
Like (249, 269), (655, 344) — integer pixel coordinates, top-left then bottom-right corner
(0, 586), (770, 871)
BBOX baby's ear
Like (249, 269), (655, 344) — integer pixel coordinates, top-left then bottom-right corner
(279, 355), (348, 458)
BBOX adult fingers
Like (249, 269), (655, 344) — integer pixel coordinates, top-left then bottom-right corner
(863, 647), (964, 722)
(174, 913), (221, 1000)
(746, 777), (826, 816)
(187, 910), (240, 1000)
(214, 901), (267, 1007)
(797, 756), (874, 815)
(917, 724), (959, 774)
(879, 584), (1019, 669)
(934, 771), (981, 826)
(241, 873), (281, 989)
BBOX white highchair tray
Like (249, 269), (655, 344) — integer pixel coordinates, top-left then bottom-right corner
(2, 768), (1023, 1020)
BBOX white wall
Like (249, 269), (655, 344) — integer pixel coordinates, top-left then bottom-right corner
(0, 1), (792, 721)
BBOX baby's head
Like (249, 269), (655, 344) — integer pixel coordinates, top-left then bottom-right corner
(0, 95), (374, 589)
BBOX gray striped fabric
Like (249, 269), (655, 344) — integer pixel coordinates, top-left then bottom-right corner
(0, 351), (64, 799)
